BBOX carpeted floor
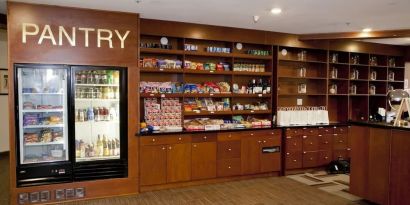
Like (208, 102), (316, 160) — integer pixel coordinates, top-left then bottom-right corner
(1, 153), (366, 205)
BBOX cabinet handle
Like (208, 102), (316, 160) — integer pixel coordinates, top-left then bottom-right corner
(250, 133), (254, 136)
(228, 134), (232, 138)
(333, 134), (338, 136)
(169, 146), (172, 150)
(309, 142), (313, 145)
(339, 140), (343, 143)
(193, 144), (197, 148)
(318, 134), (322, 137)
(162, 147), (166, 150)
(303, 152), (307, 154)
(228, 148), (232, 151)
(286, 153), (290, 155)
(310, 130), (313, 133)
(228, 166), (231, 169)
(203, 136), (207, 140)
(325, 156), (329, 159)
(347, 148), (351, 151)
(263, 140), (266, 143)
(293, 143), (297, 146)
(178, 137), (182, 141)
(271, 132), (275, 135)
(258, 140), (262, 143)
(324, 141), (328, 144)
(309, 158), (313, 161)
(303, 136), (307, 139)
(152, 138), (156, 142)
(293, 160), (297, 162)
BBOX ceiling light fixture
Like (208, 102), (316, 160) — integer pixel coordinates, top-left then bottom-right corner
(270, 8), (282, 15)
(253, 15), (260, 23)
(362, 28), (372, 33)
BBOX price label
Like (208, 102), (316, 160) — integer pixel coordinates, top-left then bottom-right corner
(210, 111), (215, 114)
(159, 69), (164, 71)
(149, 94), (154, 97)
(258, 94), (262, 97)
(161, 94), (165, 98)
(210, 93), (214, 96)
(210, 70), (214, 73)
(251, 110), (255, 113)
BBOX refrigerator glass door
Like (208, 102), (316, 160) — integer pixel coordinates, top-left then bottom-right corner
(73, 68), (121, 162)
(17, 66), (69, 164)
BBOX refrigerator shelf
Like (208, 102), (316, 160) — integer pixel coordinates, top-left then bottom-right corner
(75, 98), (119, 102)
(24, 141), (65, 146)
(22, 109), (64, 113)
(76, 155), (120, 162)
(76, 120), (120, 124)
(75, 84), (119, 87)
(22, 93), (64, 95)
(23, 124), (65, 129)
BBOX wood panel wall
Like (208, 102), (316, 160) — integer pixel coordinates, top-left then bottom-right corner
(7, 2), (139, 203)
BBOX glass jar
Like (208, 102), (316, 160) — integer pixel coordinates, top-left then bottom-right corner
(369, 85), (376, 95)
(298, 83), (307, 94)
(329, 84), (338, 94)
(388, 71), (395, 81)
(298, 67), (306, 77)
(350, 84), (357, 95)
(370, 70), (377, 80)
(351, 69), (359, 80)
(331, 53), (339, 63)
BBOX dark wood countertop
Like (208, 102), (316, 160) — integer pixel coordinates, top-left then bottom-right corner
(349, 121), (410, 131)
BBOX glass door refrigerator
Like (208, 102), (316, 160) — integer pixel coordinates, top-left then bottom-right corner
(71, 66), (128, 181)
(15, 64), (72, 187)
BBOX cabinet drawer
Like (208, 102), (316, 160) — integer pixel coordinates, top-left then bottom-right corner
(217, 141), (241, 159)
(319, 126), (334, 135)
(319, 134), (333, 151)
(333, 149), (348, 160)
(140, 135), (191, 145)
(318, 150), (332, 166)
(303, 151), (319, 168)
(303, 128), (319, 135)
(191, 133), (217, 143)
(261, 135), (281, 146)
(334, 126), (348, 134)
(302, 135), (319, 151)
(253, 129), (282, 137)
(286, 128), (302, 136)
(217, 132), (241, 141)
(286, 135), (303, 152)
(285, 151), (303, 170)
(333, 134), (348, 150)
(217, 158), (241, 177)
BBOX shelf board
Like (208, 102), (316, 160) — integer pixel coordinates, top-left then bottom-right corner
(75, 98), (120, 102)
(232, 93), (272, 98)
(140, 47), (184, 55)
(184, 50), (232, 58)
(140, 93), (183, 98)
(232, 71), (272, 76)
(388, 81), (404, 83)
(184, 110), (232, 116)
(388, 66), (405, 69)
(232, 110), (271, 115)
(369, 94), (387, 97)
(370, 65), (388, 68)
(369, 80), (387, 82)
(350, 79), (369, 82)
(184, 69), (232, 75)
(76, 120), (120, 124)
(349, 94), (369, 97)
(22, 109), (64, 113)
(329, 94), (349, 96)
(140, 67), (183, 74)
(24, 141), (65, 146)
(279, 59), (327, 64)
(329, 78), (349, 81)
(350, 64), (369, 67)
(184, 93), (232, 98)
(278, 76), (327, 80)
(24, 124), (64, 129)
(76, 155), (120, 162)
(232, 53), (272, 60)
(278, 93), (326, 96)
(75, 84), (119, 87)
(329, 62), (349, 65)
(22, 93), (63, 95)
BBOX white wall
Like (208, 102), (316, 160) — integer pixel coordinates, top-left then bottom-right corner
(0, 29), (9, 152)
(405, 62), (410, 89)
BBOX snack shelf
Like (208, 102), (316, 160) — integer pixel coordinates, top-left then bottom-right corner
(75, 98), (120, 102)
(278, 59), (327, 64)
(184, 50), (232, 58)
(140, 47), (184, 55)
(140, 93), (184, 98)
(22, 109), (64, 113)
(139, 67), (184, 74)
(184, 93), (232, 98)
(75, 84), (119, 87)
(233, 53), (272, 60)
(184, 69), (232, 75)
(23, 124), (65, 129)
(232, 71), (272, 76)
(184, 110), (233, 116)
(232, 110), (271, 115)
(24, 141), (65, 146)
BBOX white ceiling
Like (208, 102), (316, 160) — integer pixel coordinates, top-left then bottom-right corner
(362, 37), (410, 45)
(1, 0), (409, 35)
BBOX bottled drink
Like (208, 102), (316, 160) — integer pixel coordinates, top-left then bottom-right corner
(107, 139), (112, 156)
(252, 79), (256, 94)
(79, 109), (85, 122)
(96, 135), (103, 157)
(247, 80), (252, 94)
(79, 140), (86, 158)
(111, 139), (116, 156)
(114, 87), (119, 99)
(115, 138), (120, 156)
(76, 72), (82, 84)
(96, 88), (102, 99)
(109, 107), (116, 121)
(103, 135), (109, 156)
(101, 71), (108, 84)
(94, 107), (100, 122)
(87, 107), (94, 121)
(102, 87), (109, 99)
(93, 71), (100, 84)
(107, 70), (113, 85)
(86, 71), (94, 84)
(113, 71), (120, 84)
(83, 109), (88, 121)
(99, 107), (105, 121)
(80, 71), (87, 84)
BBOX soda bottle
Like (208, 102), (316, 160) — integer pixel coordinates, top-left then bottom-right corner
(79, 109), (85, 122)
(87, 107), (94, 121)
(94, 107), (99, 122)
(96, 135), (103, 157)
(107, 70), (113, 85)
(113, 71), (120, 84)
(86, 71), (94, 84)
(80, 71), (87, 84)
(101, 71), (108, 84)
(93, 71), (100, 84)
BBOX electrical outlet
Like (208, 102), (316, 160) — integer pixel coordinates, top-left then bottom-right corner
(297, 98), (303, 105)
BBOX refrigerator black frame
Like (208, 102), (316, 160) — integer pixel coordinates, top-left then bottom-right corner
(70, 66), (128, 168)
(14, 63), (73, 186)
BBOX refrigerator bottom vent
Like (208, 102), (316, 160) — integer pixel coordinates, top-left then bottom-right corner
(17, 176), (72, 187)
(74, 162), (128, 181)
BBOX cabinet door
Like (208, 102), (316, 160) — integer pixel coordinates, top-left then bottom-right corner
(390, 130), (410, 205)
(167, 143), (192, 183)
(368, 128), (390, 205)
(333, 133), (348, 150)
(303, 151), (319, 168)
(260, 136), (281, 172)
(319, 134), (333, 151)
(191, 142), (217, 180)
(285, 151), (302, 170)
(317, 150), (332, 166)
(140, 145), (167, 186)
(217, 158), (241, 177)
(286, 135), (303, 152)
(217, 141), (241, 159)
(241, 137), (261, 175)
(302, 135), (319, 151)
(349, 126), (369, 198)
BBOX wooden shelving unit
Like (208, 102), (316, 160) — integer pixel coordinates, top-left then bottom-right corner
(140, 35), (275, 125)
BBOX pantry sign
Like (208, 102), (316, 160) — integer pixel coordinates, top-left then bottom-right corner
(21, 23), (131, 49)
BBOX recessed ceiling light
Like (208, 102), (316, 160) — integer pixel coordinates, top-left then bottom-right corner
(270, 8), (282, 15)
(362, 28), (372, 33)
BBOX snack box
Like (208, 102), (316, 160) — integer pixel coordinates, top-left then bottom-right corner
(204, 124), (220, 131)
(184, 125), (204, 131)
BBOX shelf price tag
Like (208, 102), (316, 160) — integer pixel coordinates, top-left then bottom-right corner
(159, 69), (164, 71)
(210, 93), (214, 96)
(251, 110), (255, 113)
(258, 94), (262, 97)
(210, 111), (215, 114)
(210, 71), (214, 73)
(161, 94), (165, 98)
(149, 94), (154, 97)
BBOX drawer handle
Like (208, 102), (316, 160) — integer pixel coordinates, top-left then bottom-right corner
(178, 137), (182, 141)
(318, 134), (322, 137)
(228, 148), (232, 151)
(228, 134), (232, 138)
(263, 140), (266, 143)
(293, 143), (297, 146)
(228, 166), (231, 169)
(193, 144), (197, 148)
(286, 153), (290, 155)
(152, 139), (156, 142)
(324, 156), (329, 159)
(309, 142), (313, 145)
(258, 141), (262, 143)
(347, 148), (351, 151)
(303, 136), (307, 139)
(293, 160), (297, 162)
(324, 141), (328, 144)
(251, 133), (254, 136)
(303, 152), (307, 154)
(169, 146), (172, 150)
(309, 158), (313, 161)
(162, 147), (166, 150)
(203, 136), (207, 140)
(333, 134), (338, 136)
(339, 140), (343, 143)
(310, 130), (313, 133)
(271, 132), (275, 135)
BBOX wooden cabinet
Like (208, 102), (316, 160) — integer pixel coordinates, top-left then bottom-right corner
(217, 132), (242, 177)
(191, 142), (217, 180)
(241, 132), (281, 175)
(285, 151), (302, 169)
(302, 135), (319, 151)
(140, 145), (167, 186)
(349, 125), (369, 198)
(167, 143), (192, 183)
